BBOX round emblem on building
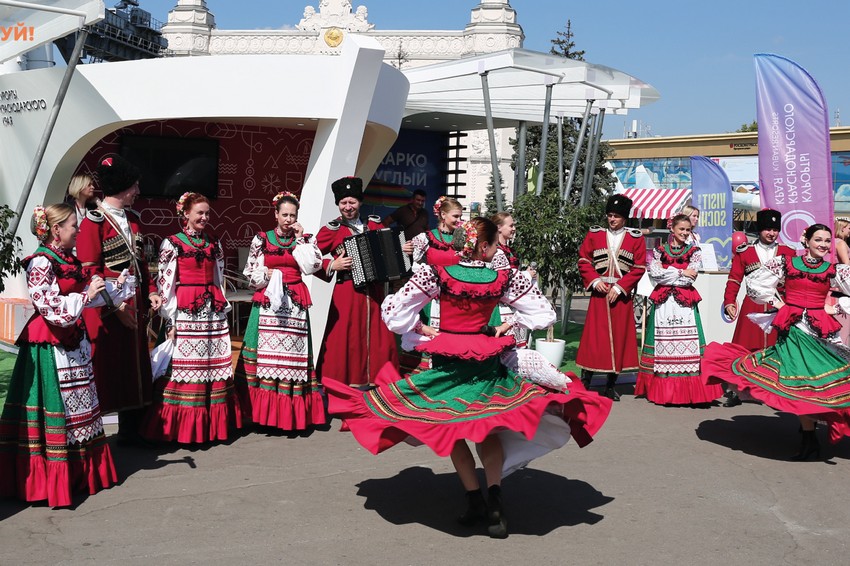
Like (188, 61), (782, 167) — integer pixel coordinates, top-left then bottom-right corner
(324, 27), (344, 47)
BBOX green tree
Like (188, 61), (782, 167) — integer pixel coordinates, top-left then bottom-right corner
(0, 204), (23, 293)
(483, 170), (506, 215)
(736, 120), (758, 132)
(549, 19), (584, 60)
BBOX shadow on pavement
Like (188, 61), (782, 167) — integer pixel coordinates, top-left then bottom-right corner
(355, 465), (613, 537)
(696, 411), (850, 461)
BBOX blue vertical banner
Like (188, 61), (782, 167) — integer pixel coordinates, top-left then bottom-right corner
(369, 129), (446, 220)
(690, 155), (733, 270)
(755, 53), (833, 249)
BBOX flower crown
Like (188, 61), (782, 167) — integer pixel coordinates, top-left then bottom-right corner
(459, 220), (478, 259)
(175, 192), (195, 215)
(32, 205), (49, 242)
(433, 195), (448, 218)
(272, 191), (298, 207)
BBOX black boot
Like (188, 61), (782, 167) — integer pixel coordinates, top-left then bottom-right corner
(486, 485), (508, 538)
(580, 370), (592, 389)
(790, 430), (821, 461)
(117, 408), (155, 448)
(603, 373), (620, 402)
(722, 389), (742, 407)
(457, 489), (487, 526)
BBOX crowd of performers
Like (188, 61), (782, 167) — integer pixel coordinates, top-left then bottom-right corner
(2, 155), (849, 538)
(579, 195), (850, 463)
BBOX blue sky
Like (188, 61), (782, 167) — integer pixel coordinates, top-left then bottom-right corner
(138, 0), (849, 140)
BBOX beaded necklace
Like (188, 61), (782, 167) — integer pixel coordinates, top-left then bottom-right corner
(182, 227), (208, 249)
(270, 227), (296, 249)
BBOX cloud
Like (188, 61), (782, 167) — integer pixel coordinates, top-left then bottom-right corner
(836, 184), (850, 201)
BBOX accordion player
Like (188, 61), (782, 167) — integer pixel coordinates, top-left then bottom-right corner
(342, 227), (412, 288)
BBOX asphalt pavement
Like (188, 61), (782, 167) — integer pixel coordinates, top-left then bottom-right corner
(2, 298), (850, 565)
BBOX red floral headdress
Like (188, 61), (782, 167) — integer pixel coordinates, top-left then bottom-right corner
(433, 195), (448, 218)
(175, 192), (195, 215)
(32, 205), (49, 242)
(272, 191), (298, 207)
(458, 220), (478, 259)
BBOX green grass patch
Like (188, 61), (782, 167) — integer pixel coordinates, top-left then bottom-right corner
(0, 349), (16, 408)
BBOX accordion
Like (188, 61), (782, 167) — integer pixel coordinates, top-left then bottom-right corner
(343, 228), (412, 288)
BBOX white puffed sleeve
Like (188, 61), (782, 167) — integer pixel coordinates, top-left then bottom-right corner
(26, 256), (86, 327)
(501, 270), (555, 331)
(99, 269), (137, 306)
(832, 264), (850, 296)
(411, 232), (429, 264)
(293, 235), (322, 276)
(745, 256), (786, 305)
(243, 234), (268, 291)
(156, 238), (179, 324)
(500, 349), (570, 391)
(381, 264), (440, 334)
(489, 248), (511, 271)
(648, 247), (699, 287)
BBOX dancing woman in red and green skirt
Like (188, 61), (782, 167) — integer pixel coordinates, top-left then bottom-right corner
(703, 223), (850, 460)
(323, 218), (612, 538)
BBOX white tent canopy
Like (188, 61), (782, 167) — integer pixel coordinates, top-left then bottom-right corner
(401, 48), (659, 130)
(0, 0), (104, 64)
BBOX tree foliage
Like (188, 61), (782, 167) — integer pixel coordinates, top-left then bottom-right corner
(0, 204), (23, 293)
(549, 19), (584, 61)
(512, 186), (605, 296)
(484, 170), (506, 215)
(736, 120), (758, 132)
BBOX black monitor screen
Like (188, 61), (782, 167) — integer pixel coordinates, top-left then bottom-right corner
(120, 134), (219, 199)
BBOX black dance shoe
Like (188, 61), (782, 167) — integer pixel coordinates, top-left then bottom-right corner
(790, 430), (821, 461)
(604, 374), (620, 401)
(457, 489), (487, 526)
(722, 391), (742, 407)
(486, 485), (508, 539)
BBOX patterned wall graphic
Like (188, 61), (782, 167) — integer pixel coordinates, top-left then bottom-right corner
(75, 119), (315, 272)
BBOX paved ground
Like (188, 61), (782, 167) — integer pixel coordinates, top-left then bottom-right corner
(3, 296), (850, 565)
(2, 390), (849, 566)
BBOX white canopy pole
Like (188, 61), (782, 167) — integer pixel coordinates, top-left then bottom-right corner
(480, 68), (504, 212)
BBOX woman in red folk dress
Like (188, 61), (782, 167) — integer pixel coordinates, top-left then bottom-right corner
(141, 192), (245, 444)
(403, 196), (464, 374)
(0, 204), (134, 507)
(234, 192), (325, 431)
(635, 214), (723, 405)
(410, 196), (463, 268)
(704, 223), (850, 460)
(323, 218), (612, 539)
(491, 211), (539, 348)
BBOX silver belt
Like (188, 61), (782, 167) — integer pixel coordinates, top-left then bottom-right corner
(600, 276), (619, 284)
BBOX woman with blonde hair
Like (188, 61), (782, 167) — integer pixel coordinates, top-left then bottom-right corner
(0, 203), (134, 507)
(831, 217), (850, 344)
(66, 174), (96, 224)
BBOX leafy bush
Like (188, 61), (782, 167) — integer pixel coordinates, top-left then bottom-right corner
(0, 204), (23, 293)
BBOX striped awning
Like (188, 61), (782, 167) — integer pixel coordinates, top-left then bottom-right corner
(620, 188), (692, 220)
